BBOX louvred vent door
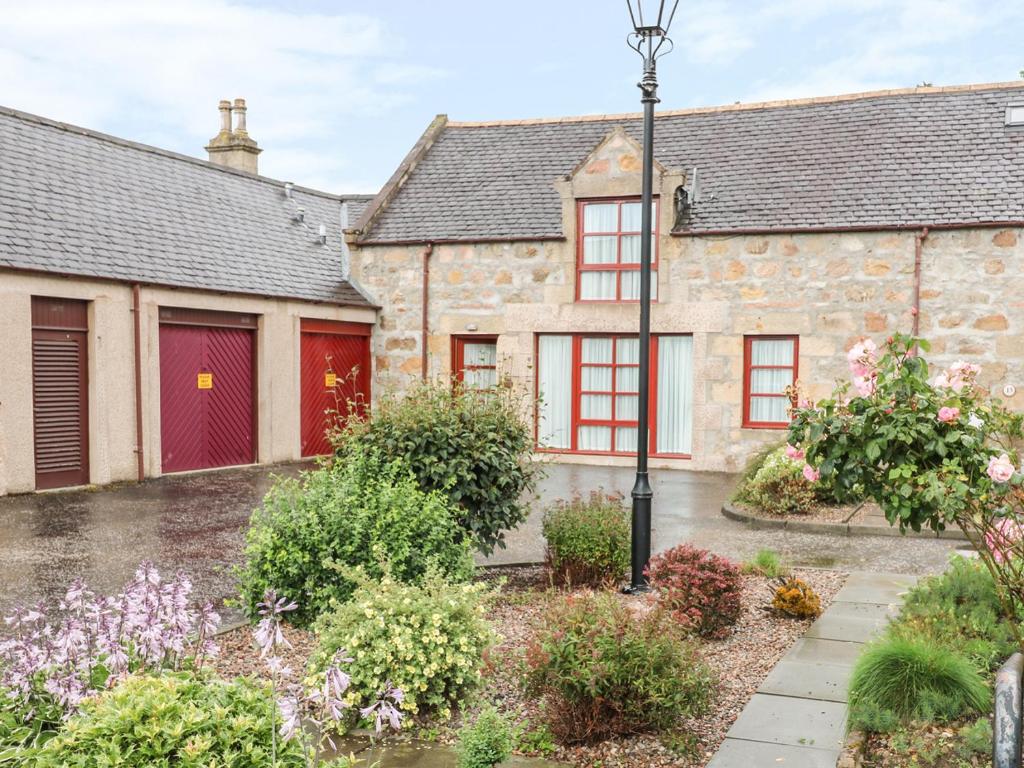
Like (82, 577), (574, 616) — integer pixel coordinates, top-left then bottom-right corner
(31, 297), (90, 490)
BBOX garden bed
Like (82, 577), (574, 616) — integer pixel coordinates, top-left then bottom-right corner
(731, 499), (870, 524)
(213, 565), (846, 768)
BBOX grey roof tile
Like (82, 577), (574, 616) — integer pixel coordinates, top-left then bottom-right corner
(0, 107), (375, 306)
(361, 84), (1024, 242)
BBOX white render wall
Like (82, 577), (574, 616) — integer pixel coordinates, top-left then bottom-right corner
(0, 270), (376, 495)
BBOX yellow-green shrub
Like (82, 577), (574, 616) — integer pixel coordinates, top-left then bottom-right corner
(309, 571), (495, 719)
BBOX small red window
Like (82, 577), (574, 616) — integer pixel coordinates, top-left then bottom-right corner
(743, 335), (799, 428)
(576, 198), (658, 302)
(452, 336), (498, 389)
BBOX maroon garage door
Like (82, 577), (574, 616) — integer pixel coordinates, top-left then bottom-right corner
(159, 307), (256, 473)
(31, 297), (90, 490)
(300, 319), (371, 457)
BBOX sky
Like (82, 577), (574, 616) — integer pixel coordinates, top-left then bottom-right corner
(1, 0), (1022, 194)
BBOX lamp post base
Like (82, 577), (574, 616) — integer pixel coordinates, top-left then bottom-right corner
(627, 471), (653, 593)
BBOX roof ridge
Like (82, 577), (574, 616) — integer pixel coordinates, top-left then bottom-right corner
(0, 103), (365, 203)
(447, 80), (1024, 128)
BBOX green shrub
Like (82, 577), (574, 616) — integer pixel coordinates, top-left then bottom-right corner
(848, 637), (990, 731)
(734, 446), (818, 515)
(892, 556), (1018, 672)
(237, 447), (474, 626)
(741, 548), (787, 578)
(525, 593), (713, 743)
(32, 673), (306, 767)
(958, 717), (993, 756)
(309, 570), (495, 719)
(517, 721), (557, 757)
(456, 706), (515, 768)
(542, 492), (630, 587)
(332, 380), (540, 555)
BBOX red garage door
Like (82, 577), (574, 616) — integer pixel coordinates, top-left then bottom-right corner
(159, 308), (256, 473)
(31, 297), (90, 490)
(300, 319), (371, 457)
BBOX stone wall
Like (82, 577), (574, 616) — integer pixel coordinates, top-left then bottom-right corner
(349, 130), (1024, 472)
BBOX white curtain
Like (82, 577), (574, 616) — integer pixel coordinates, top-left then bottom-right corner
(656, 336), (693, 455)
(621, 270), (658, 300)
(579, 426), (611, 451)
(583, 203), (617, 232)
(749, 338), (795, 424)
(462, 342), (497, 389)
(537, 335), (572, 449)
(580, 271), (617, 300)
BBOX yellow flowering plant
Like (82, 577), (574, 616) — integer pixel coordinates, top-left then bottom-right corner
(308, 567), (496, 722)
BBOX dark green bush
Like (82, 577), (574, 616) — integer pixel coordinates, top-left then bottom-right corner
(32, 673), (307, 767)
(332, 380), (540, 555)
(542, 492), (630, 586)
(848, 637), (990, 731)
(237, 447), (473, 626)
(456, 706), (516, 768)
(733, 446), (818, 515)
(525, 593), (713, 743)
(893, 556), (1018, 672)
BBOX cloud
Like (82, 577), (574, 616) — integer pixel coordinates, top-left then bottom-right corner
(0, 0), (446, 192)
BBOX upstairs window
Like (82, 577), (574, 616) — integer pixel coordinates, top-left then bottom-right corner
(577, 199), (658, 302)
(743, 335), (798, 428)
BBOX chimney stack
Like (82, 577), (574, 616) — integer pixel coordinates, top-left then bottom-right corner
(206, 98), (262, 175)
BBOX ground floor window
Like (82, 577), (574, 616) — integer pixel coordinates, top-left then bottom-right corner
(536, 334), (692, 456)
(453, 336), (498, 389)
(743, 335), (798, 428)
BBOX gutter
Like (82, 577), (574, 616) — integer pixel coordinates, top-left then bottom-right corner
(421, 243), (434, 380)
(671, 220), (1024, 237)
(131, 283), (145, 482)
(912, 227), (929, 339)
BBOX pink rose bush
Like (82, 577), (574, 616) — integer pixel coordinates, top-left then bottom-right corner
(785, 444), (805, 460)
(787, 332), (1024, 643)
(802, 464), (820, 482)
(985, 518), (1024, 564)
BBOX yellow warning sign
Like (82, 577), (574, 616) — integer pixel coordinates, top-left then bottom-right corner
(324, 372), (338, 388)
(197, 372), (213, 390)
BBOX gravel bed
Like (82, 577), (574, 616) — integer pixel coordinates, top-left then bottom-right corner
(211, 565), (845, 768)
(863, 720), (990, 767)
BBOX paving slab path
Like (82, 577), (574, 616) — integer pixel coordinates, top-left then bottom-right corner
(708, 572), (917, 768)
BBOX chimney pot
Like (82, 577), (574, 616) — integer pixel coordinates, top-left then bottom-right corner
(232, 98), (249, 135)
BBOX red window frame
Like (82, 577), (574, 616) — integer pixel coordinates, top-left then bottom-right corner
(575, 197), (659, 303)
(743, 335), (799, 429)
(452, 335), (498, 388)
(532, 333), (692, 459)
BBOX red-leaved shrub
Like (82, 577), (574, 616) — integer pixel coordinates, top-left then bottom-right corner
(646, 544), (742, 639)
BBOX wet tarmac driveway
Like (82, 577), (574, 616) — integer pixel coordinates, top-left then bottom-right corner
(0, 462), (962, 617)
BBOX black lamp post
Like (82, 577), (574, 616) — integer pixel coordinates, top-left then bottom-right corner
(624, 0), (679, 593)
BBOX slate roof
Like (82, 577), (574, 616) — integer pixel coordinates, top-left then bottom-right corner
(358, 82), (1024, 243)
(0, 106), (375, 307)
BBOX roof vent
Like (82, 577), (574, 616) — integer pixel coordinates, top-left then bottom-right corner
(1007, 104), (1024, 127)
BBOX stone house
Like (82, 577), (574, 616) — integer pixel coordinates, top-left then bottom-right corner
(0, 100), (376, 495)
(346, 82), (1024, 472)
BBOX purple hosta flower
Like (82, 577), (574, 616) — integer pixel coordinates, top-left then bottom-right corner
(0, 563), (224, 725)
(277, 692), (303, 742)
(360, 682), (404, 735)
(254, 590), (296, 658)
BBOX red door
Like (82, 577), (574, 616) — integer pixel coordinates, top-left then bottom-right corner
(31, 297), (90, 490)
(159, 308), (256, 473)
(300, 319), (371, 457)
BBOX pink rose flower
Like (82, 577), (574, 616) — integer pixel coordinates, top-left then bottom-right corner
(987, 453), (1015, 484)
(937, 406), (960, 424)
(852, 375), (876, 397)
(985, 518), (1023, 564)
(931, 372), (950, 389)
(785, 444), (805, 461)
(846, 339), (877, 378)
(802, 464), (820, 482)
